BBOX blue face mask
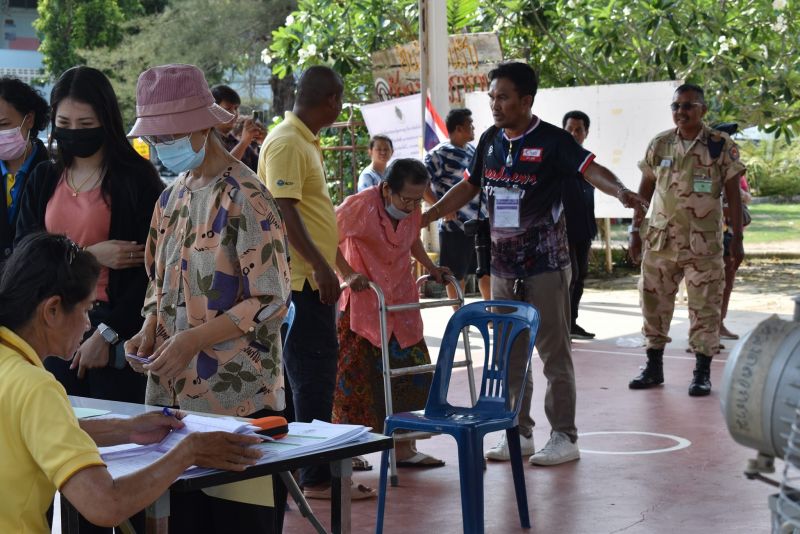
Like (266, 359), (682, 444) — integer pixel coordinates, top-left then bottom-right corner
(155, 134), (206, 174)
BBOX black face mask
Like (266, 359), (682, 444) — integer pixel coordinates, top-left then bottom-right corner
(53, 127), (105, 158)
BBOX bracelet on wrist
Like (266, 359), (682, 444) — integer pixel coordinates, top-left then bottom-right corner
(616, 187), (630, 200)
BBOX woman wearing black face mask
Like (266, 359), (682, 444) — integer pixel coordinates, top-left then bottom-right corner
(15, 67), (164, 398)
(14, 64), (165, 534)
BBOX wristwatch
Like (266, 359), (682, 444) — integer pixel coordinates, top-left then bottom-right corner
(97, 323), (120, 345)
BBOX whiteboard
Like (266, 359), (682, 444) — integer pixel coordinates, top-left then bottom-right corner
(466, 80), (681, 218)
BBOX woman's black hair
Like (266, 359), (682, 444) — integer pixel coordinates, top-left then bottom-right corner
(383, 158), (430, 193)
(0, 77), (49, 136)
(0, 232), (100, 330)
(49, 66), (162, 205)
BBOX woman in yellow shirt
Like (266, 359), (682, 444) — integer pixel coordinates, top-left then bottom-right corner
(0, 232), (264, 534)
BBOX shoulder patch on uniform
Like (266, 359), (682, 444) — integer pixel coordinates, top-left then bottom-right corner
(729, 145), (739, 160)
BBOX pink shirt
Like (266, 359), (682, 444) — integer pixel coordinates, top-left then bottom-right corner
(337, 187), (423, 349)
(45, 175), (111, 301)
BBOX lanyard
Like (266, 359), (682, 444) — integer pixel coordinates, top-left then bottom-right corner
(2, 143), (39, 224)
(498, 118), (535, 178)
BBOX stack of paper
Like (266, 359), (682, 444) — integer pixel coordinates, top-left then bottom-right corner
(180, 420), (371, 479)
(254, 420), (370, 463)
(99, 414), (259, 478)
(98, 415), (369, 480)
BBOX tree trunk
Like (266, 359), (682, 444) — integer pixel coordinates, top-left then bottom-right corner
(269, 75), (296, 118)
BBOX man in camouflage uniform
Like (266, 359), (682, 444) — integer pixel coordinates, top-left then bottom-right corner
(628, 83), (746, 396)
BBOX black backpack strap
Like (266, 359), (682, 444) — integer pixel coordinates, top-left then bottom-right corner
(708, 136), (725, 159)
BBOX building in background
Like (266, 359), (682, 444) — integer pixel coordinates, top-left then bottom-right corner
(1, 0), (44, 84)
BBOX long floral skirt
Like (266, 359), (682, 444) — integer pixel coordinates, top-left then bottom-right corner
(332, 306), (433, 431)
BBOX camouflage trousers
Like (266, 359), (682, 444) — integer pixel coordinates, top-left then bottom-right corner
(640, 249), (724, 356)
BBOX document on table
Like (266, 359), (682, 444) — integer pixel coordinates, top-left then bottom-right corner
(180, 420), (371, 479)
(99, 413), (259, 478)
(99, 416), (369, 480)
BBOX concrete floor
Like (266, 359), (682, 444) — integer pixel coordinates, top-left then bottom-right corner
(283, 286), (795, 534)
(49, 285), (793, 533)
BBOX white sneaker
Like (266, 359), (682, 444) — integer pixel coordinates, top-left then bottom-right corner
(485, 432), (535, 461)
(529, 432), (580, 466)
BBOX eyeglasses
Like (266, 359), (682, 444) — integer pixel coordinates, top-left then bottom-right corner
(670, 102), (703, 112)
(393, 193), (424, 208)
(140, 134), (189, 146)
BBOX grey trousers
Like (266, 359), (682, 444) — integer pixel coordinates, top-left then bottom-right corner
(492, 268), (578, 442)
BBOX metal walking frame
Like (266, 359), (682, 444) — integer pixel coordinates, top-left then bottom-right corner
(366, 274), (478, 486)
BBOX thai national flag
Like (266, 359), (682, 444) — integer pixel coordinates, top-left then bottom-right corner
(424, 95), (448, 152)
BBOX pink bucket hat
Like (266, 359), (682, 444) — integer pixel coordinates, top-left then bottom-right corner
(127, 64), (233, 137)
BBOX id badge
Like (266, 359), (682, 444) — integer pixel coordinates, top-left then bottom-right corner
(660, 158), (672, 167)
(494, 188), (521, 228)
(693, 175), (712, 193)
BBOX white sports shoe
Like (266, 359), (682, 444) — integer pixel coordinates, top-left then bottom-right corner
(529, 431), (580, 466)
(485, 432), (535, 461)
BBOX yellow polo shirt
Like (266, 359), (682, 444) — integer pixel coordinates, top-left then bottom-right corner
(259, 111), (338, 292)
(0, 327), (104, 534)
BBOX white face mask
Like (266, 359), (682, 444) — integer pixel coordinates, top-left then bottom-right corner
(385, 199), (411, 220)
(0, 114), (30, 161)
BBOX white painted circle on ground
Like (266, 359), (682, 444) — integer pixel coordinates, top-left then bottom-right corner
(577, 431), (691, 455)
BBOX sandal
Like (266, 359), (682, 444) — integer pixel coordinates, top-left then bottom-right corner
(395, 451), (445, 468)
(352, 455), (372, 471)
(303, 483), (376, 500)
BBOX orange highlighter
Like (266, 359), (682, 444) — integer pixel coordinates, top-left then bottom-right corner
(251, 416), (289, 439)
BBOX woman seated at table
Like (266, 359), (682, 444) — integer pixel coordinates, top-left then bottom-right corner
(124, 64), (291, 532)
(0, 232), (264, 534)
(333, 158), (450, 471)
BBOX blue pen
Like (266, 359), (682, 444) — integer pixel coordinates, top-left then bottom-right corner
(162, 407), (177, 418)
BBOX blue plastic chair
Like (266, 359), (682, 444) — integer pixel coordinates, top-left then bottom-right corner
(375, 300), (540, 534)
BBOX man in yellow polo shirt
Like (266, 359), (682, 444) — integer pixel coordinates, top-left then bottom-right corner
(258, 66), (347, 498)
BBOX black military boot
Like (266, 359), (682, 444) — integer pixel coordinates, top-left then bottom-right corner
(629, 348), (664, 389)
(689, 353), (713, 396)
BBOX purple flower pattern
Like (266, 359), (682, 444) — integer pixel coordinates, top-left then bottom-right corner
(142, 162), (291, 415)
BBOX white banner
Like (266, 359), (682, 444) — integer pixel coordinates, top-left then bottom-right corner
(360, 93), (424, 161)
(466, 80), (681, 218)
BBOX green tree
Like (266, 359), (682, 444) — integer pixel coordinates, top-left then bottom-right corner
(475, 0), (800, 139)
(267, 0), (419, 102)
(269, 0), (799, 137)
(740, 139), (800, 197)
(34, 0), (149, 76)
(81, 0), (295, 123)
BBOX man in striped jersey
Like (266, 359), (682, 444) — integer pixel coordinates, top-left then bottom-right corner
(423, 108), (491, 304)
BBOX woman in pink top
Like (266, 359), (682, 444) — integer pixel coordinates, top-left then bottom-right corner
(333, 158), (451, 470)
(15, 67), (163, 403)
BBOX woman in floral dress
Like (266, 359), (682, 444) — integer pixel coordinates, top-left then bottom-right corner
(124, 64), (291, 534)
